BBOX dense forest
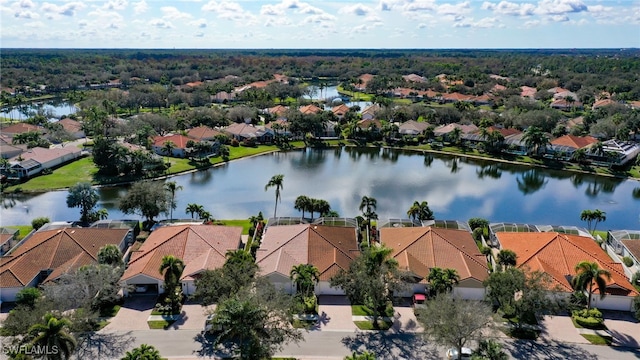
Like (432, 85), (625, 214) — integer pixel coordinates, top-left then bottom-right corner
(1, 49), (639, 101)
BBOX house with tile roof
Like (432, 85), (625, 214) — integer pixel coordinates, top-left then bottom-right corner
(331, 104), (351, 120)
(403, 74), (427, 83)
(592, 98), (619, 110)
(0, 134), (26, 159)
(495, 232), (639, 311)
(361, 104), (381, 121)
(433, 123), (478, 138)
(256, 224), (360, 295)
(299, 104), (323, 115)
(0, 228), (19, 256)
(267, 105), (289, 118)
(57, 118), (85, 139)
(1, 123), (45, 138)
(398, 120), (431, 136)
(7, 146), (82, 179)
(223, 123), (273, 143)
(355, 74), (374, 91)
(120, 225), (242, 296)
(520, 86), (537, 98)
(381, 227), (489, 299)
(0, 227), (132, 303)
(152, 134), (195, 158)
(187, 126), (222, 142)
(548, 135), (598, 159)
(606, 230), (640, 271)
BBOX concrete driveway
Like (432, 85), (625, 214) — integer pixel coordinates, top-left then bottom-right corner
(539, 315), (590, 344)
(315, 295), (357, 332)
(603, 312), (640, 348)
(103, 295), (157, 331)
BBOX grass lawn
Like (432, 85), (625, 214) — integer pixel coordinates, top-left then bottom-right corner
(216, 219), (252, 234)
(351, 304), (394, 317)
(147, 320), (175, 329)
(354, 320), (393, 330)
(5, 157), (97, 192)
(5, 225), (33, 239)
(99, 304), (121, 318)
(581, 334), (612, 345)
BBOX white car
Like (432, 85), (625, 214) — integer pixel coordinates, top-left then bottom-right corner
(134, 285), (148, 293)
(446, 347), (472, 359)
(203, 314), (214, 333)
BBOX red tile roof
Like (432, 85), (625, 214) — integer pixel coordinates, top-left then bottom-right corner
(187, 126), (222, 141)
(299, 104), (322, 115)
(256, 224), (360, 281)
(520, 86), (537, 98)
(0, 228), (130, 288)
(332, 104), (350, 116)
(268, 105), (288, 116)
(487, 126), (522, 137)
(381, 227), (488, 283)
(621, 240), (640, 263)
(58, 118), (83, 133)
(496, 232), (638, 296)
(1, 123), (44, 135)
(152, 134), (194, 149)
(121, 225), (242, 281)
(551, 135), (598, 149)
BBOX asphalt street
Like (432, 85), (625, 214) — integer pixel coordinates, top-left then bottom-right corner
(94, 329), (640, 360)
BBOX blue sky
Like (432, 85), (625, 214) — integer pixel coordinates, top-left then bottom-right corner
(1, 0), (638, 48)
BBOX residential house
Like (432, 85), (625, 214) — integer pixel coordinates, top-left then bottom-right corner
(355, 74), (375, 91)
(491, 84), (507, 93)
(213, 91), (235, 103)
(267, 105), (289, 119)
(548, 135), (598, 159)
(403, 74), (427, 83)
(495, 232), (639, 311)
(1, 123), (45, 139)
(596, 140), (640, 166)
(0, 228), (19, 256)
(520, 86), (537, 98)
(550, 98), (583, 111)
(361, 104), (381, 121)
(265, 119), (292, 137)
(120, 225), (242, 296)
(332, 104), (351, 120)
(606, 230), (640, 270)
(433, 123), (478, 139)
(565, 116), (584, 132)
(0, 227), (132, 303)
(358, 119), (382, 132)
(57, 118), (85, 139)
(592, 98), (618, 110)
(553, 91), (578, 101)
(398, 120), (431, 136)
(7, 146), (82, 179)
(187, 126), (222, 142)
(0, 134), (26, 159)
(299, 104), (323, 115)
(380, 227), (489, 299)
(441, 92), (473, 103)
(256, 224), (360, 295)
(223, 123), (273, 143)
(152, 134), (195, 158)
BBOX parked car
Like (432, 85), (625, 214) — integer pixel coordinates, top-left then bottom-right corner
(203, 314), (222, 334)
(446, 347), (472, 359)
(134, 285), (148, 293)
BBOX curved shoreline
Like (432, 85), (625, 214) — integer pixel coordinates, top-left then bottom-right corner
(5, 144), (638, 194)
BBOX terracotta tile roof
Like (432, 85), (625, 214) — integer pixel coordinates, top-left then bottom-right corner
(547, 87), (569, 94)
(433, 123), (478, 136)
(265, 119), (289, 130)
(299, 104), (322, 115)
(487, 126), (522, 137)
(496, 232), (638, 296)
(57, 118), (83, 133)
(550, 135), (598, 149)
(184, 81), (204, 88)
(332, 104), (351, 116)
(398, 120), (431, 134)
(520, 86), (537, 98)
(268, 105), (288, 116)
(187, 126), (222, 141)
(621, 240), (640, 262)
(121, 225), (242, 281)
(358, 119), (382, 129)
(566, 116), (584, 129)
(381, 227), (489, 283)
(224, 123), (269, 137)
(361, 104), (381, 116)
(592, 99), (618, 109)
(492, 84), (507, 92)
(0, 228), (130, 288)
(442, 92), (473, 102)
(9, 146), (80, 165)
(256, 224), (359, 281)
(152, 134), (194, 149)
(1, 123), (45, 135)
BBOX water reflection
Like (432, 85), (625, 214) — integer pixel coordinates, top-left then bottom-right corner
(1, 148), (638, 229)
(517, 169), (548, 195)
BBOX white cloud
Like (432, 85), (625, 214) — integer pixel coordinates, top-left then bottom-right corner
(202, 1), (256, 23)
(24, 20), (44, 28)
(339, 3), (374, 16)
(453, 16), (501, 28)
(149, 18), (174, 29)
(481, 1), (535, 16)
(41, 1), (86, 17)
(18, 0), (34, 9)
(523, 19), (540, 27)
(547, 14), (569, 22)
(133, 0), (148, 14)
(86, 8), (126, 30)
(161, 6), (193, 20)
(189, 18), (207, 28)
(264, 17), (292, 27)
(437, 1), (470, 16)
(195, 32), (205, 37)
(301, 13), (336, 25)
(536, 0), (587, 15)
(14, 9), (38, 19)
(103, 0), (128, 11)
(403, 0), (436, 12)
(260, 0), (302, 16)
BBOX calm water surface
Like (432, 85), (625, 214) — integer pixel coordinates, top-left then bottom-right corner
(1, 148), (639, 229)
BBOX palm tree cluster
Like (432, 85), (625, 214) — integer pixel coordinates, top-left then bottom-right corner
(290, 264), (321, 299)
(185, 203), (212, 221)
(406, 200), (435, 222)
(427, 267), (460, 296)
(294, 195), (333, 219)
(159, 255), (185, 312)
(580, 209), (607, 235)
(522, 126), (550, 157)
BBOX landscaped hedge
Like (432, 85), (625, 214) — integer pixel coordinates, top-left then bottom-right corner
(622, 256), (634, 267)
(572, 308), (604, 329)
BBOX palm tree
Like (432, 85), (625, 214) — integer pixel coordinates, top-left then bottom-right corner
(290, 264), (320, 298)
(345, 350), (377, 360)
(427, 267), (460, 295)
(198, 210), (212, 221)
(472, 339), (508, 360)
(97, 244), (123, 266)
(159, 255), (185, 304)
(185, 203), (204, 219)
(161, 141), (176, 157)
(407, 201), (421, 221)
(522, 126), (549, 157)
(359, 196), (378, 245)
(497, 249), (517, 268)
(121, 344), (165, 360)
(572, 148), (587, 164)
(264, 174), (284, 218)
(294, 195), (311, 219)
(449, 127), (462, 145)
(225, 249), (254, 267)
(580, 209), (607, 235)
(418, 201), (434, 221)
(28, 313), (77, 360)
(573, 261), (612, 309)
(165, 181), (183, 224)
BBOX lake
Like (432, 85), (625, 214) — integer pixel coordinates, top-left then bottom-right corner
(1, 147), (639, 230)
(0, 99), (77, 120)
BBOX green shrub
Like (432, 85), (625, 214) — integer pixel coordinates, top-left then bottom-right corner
(31, 217), (50, 230)
(572, 308), (604, 329)
(633, 296), (640, 321)
(303, 295), (317, 314)
(472, 227), (484, 242)
(574, 316), (604, 329)
(622, 256), (634, 267)
(15, 287), (41, 308)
